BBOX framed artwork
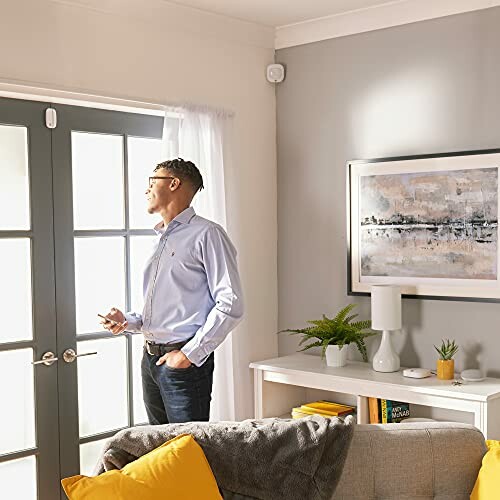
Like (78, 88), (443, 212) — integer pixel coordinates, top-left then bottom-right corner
(347, 149), (500, 301)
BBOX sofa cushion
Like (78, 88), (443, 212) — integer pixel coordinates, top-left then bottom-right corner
(61, 434), (222, 500)
(333, 422), (487, 500)
(470, 440), (500, 499)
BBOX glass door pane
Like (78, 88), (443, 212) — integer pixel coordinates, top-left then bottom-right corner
(79, 438), (108, 476)
(128, 136), (163, 229)
(0, 239), (33, 343)
(0, 124), (30, 230)
(0, 349), (36, 455)
(129, 236), (157, 425)
(77, 337), (128, 437)
(0, 456), (37, 500)
(71, 132), (125, 230)
(74, 237), (126, 334)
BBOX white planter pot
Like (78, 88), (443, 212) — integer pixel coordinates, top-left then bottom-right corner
(325, 344), (348, 367)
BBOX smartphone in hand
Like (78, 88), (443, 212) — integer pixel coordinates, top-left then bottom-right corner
(97, 313), (125, 328)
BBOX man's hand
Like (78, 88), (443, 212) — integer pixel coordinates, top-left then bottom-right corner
(156, 350), (192, 369)
(99, 307), (128, 335)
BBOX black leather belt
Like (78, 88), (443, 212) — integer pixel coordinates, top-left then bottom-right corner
(144, 340), (189, 356)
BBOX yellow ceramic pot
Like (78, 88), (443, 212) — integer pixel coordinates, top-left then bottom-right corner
(437, 359), (454, 380)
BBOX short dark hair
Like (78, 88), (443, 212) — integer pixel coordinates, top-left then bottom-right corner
(154, 158), (204, 193)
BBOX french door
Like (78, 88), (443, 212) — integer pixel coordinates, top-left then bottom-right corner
(0, 97), (167, 499)
(0, 98), (59, 500)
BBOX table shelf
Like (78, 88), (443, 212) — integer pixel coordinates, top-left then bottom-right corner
(250, 353), (500, 439)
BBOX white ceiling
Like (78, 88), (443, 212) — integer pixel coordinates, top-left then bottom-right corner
(164, 0), (394, 27)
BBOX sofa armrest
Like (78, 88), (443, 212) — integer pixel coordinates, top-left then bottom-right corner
(333, 422), (486, 500)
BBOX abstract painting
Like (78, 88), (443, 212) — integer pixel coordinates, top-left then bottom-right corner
(348, 150), (500, 300)
(360, 168), (498, 279)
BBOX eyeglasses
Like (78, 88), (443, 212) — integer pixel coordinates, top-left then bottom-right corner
(148, 176), (175, 187)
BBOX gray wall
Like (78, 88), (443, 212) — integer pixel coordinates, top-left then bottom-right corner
(276, 7), (500, 376)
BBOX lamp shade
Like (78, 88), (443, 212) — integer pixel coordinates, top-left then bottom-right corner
(371, 285), (402, 331)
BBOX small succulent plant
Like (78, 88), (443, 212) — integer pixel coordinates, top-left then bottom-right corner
(434, 339), (459, 360)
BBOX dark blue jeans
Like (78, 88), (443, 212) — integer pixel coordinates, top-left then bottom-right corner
(141, 349), (214, 424)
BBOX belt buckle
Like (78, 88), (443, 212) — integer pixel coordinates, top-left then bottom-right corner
(145, 341), (156, 356)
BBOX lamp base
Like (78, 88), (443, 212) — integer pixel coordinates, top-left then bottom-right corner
(372, 330), (400, 372)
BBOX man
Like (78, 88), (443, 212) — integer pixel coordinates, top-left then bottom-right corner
(101, 158), (244, 424)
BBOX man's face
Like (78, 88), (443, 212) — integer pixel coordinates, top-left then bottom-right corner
(145, 169), (174, 214)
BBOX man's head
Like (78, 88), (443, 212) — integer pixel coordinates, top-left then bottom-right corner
(146, 158), (204, 215)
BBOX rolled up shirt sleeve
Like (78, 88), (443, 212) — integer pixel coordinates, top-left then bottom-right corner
(181, 225), (244, 366)
(124, 311), (143, 333)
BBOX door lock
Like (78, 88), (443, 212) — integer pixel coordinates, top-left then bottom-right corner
(32, 351), (58, 366)
(62, 348), (98, 363)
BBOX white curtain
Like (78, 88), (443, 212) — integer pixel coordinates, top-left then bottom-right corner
(162, 105), (236, 421)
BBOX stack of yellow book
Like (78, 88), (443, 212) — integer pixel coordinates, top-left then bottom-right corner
(291, 400), (355, 419)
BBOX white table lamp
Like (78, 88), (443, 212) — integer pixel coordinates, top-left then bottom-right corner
(371, 285), (401, 372)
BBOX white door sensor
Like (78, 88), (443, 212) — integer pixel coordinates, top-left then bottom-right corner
(45, 108), (57, 129)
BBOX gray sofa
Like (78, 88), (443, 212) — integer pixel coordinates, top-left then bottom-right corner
(333, 422), (487, 500)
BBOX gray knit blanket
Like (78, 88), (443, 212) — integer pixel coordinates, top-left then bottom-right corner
(95, 415), (354, 500)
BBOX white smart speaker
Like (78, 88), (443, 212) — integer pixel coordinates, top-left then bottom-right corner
(266, 64), (285, 83)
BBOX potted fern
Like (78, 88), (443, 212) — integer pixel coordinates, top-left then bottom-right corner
(434, 339), (459, 380)
(280, 304), (375, 367)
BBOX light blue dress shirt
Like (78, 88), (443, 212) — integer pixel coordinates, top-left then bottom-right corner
(125, 207), (244, 366)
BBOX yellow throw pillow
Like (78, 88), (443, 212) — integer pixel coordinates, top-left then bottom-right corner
(470, 440), (500, 500)
(61, 434), (222, 500)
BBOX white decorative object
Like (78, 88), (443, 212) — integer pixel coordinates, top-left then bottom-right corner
(325, 344), (348, 367)
(403, 368), (432, 379)
(461, 369), (486, 382)
(371, 285), (401, 373)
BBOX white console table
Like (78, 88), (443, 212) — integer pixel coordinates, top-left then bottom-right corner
(250, 353), (500, 439)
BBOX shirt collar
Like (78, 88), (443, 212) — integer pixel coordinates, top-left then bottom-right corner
(153, 206), (196, 234)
